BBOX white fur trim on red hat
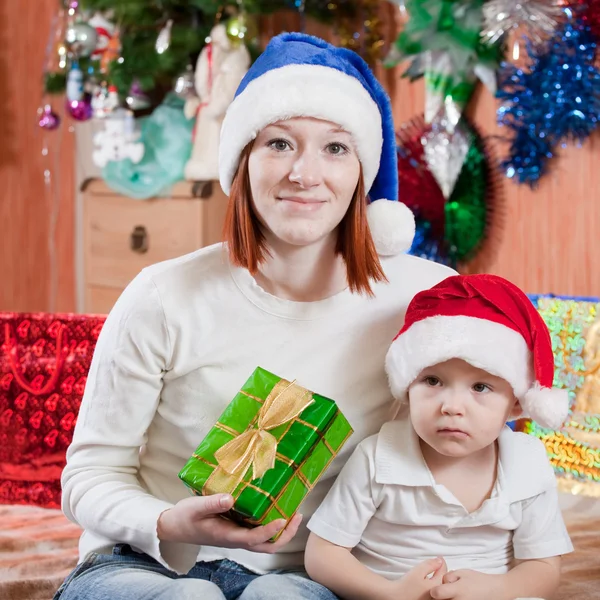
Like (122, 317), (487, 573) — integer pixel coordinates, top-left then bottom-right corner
(386, 315), (534, 402)
(367, 199), (415, 256)
(386, 313), (570, 428)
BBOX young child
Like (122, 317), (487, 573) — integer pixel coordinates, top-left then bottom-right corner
(305, 274), (573, 600)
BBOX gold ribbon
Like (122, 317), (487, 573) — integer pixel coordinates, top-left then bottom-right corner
(203, 378), (314, 496)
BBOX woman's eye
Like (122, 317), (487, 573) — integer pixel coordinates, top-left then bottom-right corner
(327, 143), (349, 155)
(268, 139), (291, 151)
(473, 383), (491, 393)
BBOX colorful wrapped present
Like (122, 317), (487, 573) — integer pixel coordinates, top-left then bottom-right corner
(516, 295), (600, 498)
(178, 367), (353, 533)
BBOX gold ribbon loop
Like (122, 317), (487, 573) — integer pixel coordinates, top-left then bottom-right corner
(203, 378), (314, 496)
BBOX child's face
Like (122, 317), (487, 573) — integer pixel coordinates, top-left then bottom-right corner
(408, 358), (521, 460)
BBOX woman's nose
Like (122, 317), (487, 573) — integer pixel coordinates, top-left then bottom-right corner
(288, 152), (323, 188)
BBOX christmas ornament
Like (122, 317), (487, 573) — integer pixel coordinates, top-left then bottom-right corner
(155, 19), (173, 54)
(496, 11), (600, 186)
(93, 109), (145, 168)
(126, 80), (152, 111)
(65, 21), (98, 58)
(66, 95), (92, 121)
(173, 64), (197, 100)
(396, 117), (448, 264)
(91, 82), (109, 119)
(38, 104), (61, 130)
(100, 25), (121, 74)
(56, 42), (68, 72)
(397, 115), (499, 269)
(66, 61), (84, 102)
(105, 85), (121, 113)
(184, 23), (250, 181)
(225, 13), (258, 45)
(385, 0), (499, 84)
(88, 12), (116, 61)
(481, 0), (563, 46)
(421, 100), (470, 198)
(385, 0), (501, 129)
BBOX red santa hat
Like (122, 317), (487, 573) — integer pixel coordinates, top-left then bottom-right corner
(385, 274), (570, 430)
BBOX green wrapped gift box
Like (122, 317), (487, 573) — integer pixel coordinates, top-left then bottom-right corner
(178, 367), (353, 532)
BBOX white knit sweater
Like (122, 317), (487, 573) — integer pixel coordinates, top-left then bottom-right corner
(61, 243), (454, 575)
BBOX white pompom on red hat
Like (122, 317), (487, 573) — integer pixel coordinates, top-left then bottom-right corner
(385, 274), (570, 430)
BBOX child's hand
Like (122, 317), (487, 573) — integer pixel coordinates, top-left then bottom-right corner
(429, 569), (508, 600)
(389, 557), (448, 600)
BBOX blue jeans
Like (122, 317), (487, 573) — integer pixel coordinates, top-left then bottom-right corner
(54, 544), (340, 600)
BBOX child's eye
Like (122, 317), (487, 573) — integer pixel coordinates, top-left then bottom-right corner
(267, 139), (291, 151)
(424, 376), (441, 387)
(473, 383), (492, 393)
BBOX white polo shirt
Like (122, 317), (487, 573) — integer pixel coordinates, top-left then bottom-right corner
(307, 418), (574, 578)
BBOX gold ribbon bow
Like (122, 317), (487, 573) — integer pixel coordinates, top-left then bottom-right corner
(203, 378), (314, 496)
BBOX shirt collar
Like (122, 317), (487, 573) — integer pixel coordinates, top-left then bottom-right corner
(375, 419), (556, 500)
(374, 418), (433, 486)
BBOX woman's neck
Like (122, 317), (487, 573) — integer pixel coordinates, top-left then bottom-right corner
(254, 233), (348, 302)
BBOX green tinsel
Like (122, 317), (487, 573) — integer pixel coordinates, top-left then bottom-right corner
(445, 126), (488, 262)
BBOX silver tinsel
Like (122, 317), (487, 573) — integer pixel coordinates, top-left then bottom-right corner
(481, 0), (563, 45)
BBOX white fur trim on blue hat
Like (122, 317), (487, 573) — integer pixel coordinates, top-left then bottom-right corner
(219, 64), (383, 196)
(367, 199), (415, 256)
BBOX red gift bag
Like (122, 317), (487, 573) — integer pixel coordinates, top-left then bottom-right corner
(0, 312), (106, 508)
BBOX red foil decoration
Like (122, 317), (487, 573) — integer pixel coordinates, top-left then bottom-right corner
(396, 116), (446, 240)
(0, 313), (105, 508)
(569, 0), (600, 38)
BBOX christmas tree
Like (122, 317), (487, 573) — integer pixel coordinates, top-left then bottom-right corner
(46, 0), (359, 107)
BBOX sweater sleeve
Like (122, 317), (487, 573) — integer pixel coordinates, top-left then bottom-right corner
(61, 270), (200, 574)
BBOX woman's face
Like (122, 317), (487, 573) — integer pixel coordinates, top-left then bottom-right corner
(248, 117), (361, 249)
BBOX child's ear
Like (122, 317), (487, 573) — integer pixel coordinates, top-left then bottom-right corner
(508, 397), (523, 421)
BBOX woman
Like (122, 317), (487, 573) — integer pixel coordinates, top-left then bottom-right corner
(55, 33), (455, 600)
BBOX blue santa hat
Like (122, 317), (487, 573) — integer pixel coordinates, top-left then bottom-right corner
(219, 33), (415, 256)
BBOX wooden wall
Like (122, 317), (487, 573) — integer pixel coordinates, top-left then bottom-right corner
(0, 3), (597, 314)
(0, 0), (75, 313)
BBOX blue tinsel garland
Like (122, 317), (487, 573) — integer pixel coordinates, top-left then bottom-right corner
(496, 10), (600, 186)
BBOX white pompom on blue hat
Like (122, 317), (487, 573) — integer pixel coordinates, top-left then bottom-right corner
(219, 32), (415, 255)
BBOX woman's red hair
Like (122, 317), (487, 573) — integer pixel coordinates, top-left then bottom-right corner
(223, 144), (387, 296)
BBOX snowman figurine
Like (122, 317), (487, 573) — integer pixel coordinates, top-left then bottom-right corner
(184, 23), (250, 182)
(92, 108), (145, 168)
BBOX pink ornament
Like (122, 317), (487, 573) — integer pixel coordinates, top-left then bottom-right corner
(38, 104), (61, 130)
(66, 95), (92, 121)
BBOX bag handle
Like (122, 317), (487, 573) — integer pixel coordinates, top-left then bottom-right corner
(4, 323), (68, 396)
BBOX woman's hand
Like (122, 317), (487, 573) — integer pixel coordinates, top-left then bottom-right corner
(157, 493), (302, 553)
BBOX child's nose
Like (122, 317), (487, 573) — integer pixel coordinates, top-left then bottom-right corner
(440, 390), (465, 416)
